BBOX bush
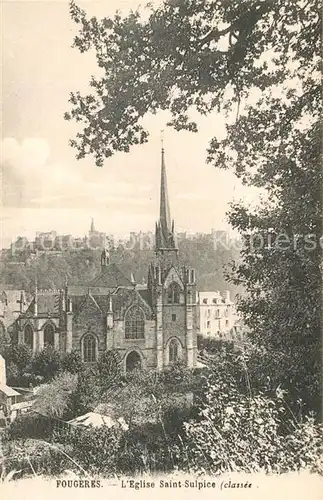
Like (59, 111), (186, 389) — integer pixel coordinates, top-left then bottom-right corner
(61, 350), (83, 374)
(32, 346), (61, 381)
(6, 413), (53, 441)
(67, 425), (124, 476)
(1, 438), (70, 479)
(33, 372), (78, 419)
(178, 374), (323, 474)
(4, 344), (33, 373)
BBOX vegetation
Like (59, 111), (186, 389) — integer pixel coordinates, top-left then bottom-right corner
(0, 235), (242, 297)
(3, 349), (322, 479)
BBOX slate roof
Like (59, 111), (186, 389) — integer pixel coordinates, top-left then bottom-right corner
(0, 385), (20, 397)
(89, 263), (134, 289)
(26, 293), (60, 316)
(137, 288), (152, 308)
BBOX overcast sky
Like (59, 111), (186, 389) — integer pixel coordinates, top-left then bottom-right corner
(1, 0), (261, 248)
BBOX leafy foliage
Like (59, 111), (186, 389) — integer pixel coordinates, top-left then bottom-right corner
(31, 347), (61, 382)
(33, 372), (78, 419)
(61, 350), (83, 374)
(180, 374), (323, 474)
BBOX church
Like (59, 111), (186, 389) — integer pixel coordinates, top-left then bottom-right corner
(16, 148), (198, 372)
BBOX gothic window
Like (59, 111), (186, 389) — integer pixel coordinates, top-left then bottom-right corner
(169, 339), (179, 364)
(125, 306), (145, 339)
(44, 323), (55, 347)
(83, 334), (97, 362)
(167, 282), (181, 304)
(24, 325), (33, 350)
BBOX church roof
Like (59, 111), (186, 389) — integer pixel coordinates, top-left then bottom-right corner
(137, 288), (152, 308)
(0, 385), (20, 397)
(89, 263), (134, 289)
(25, 292), (60, 316)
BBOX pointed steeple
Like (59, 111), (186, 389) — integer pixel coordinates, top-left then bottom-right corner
(159, 147), (172, 236)
(155, 146), (177, 252)
(90, 218), (95, 233)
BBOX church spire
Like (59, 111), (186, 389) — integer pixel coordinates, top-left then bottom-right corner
(90, 218), (95, 233)
(155, 145), (177, 253)
(159, 147), (172, 236)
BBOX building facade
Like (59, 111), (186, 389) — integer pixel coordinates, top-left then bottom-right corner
(15, 149), (197, 372)
(198, 291), (239, 339)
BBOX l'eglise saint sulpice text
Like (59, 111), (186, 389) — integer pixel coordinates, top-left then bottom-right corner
(121, 479), (217, 490)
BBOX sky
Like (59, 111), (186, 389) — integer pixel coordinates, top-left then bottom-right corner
(1, 0), (261, 248)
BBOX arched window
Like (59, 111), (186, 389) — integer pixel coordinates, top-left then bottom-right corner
(24, 325), (34, 350)
(83, 334), (97, 362)
(125, 306), (145, 339)
(169, 339), (179, 363)
(44, 323), (55, 347)
(167, 282), (181, 304)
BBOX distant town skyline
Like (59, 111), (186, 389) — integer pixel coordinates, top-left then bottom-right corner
(1, 0), (262, 249)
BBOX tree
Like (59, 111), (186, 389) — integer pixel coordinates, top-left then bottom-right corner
(61, 350), (83, 374)
(66, 0), (321, 413)
(97, 350), (122, 388)
(32, 347), (61, 381)
(0, 323), (11, 357)
(70, 366), (102, 416)
(4, 344), (33, 373)
(33, 372), (78, 419)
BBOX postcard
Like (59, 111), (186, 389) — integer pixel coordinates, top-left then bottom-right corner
(1, 0), (321, 499)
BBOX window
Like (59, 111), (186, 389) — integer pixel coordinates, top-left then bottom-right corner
(83, 334), (97, 362)
(44, 323), (55, 347)
(125, 306), (145, 339)
(24, 325), (33, 350)
(225, 320), (229, 327)
(203, 298), (208, 304)
(172, 314), (176, 322)
(167, 282), (181, 304)
(169, 339), (179, 363)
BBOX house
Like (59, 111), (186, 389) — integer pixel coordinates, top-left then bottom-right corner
(198, 291), (239, 339)
(0, 354), (34, 426)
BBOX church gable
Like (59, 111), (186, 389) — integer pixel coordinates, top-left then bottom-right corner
(89, 262), (134, 289)
(73, 293), (104, 329)
(112, 288), (152, 321)
(163, 266), (184, 289)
